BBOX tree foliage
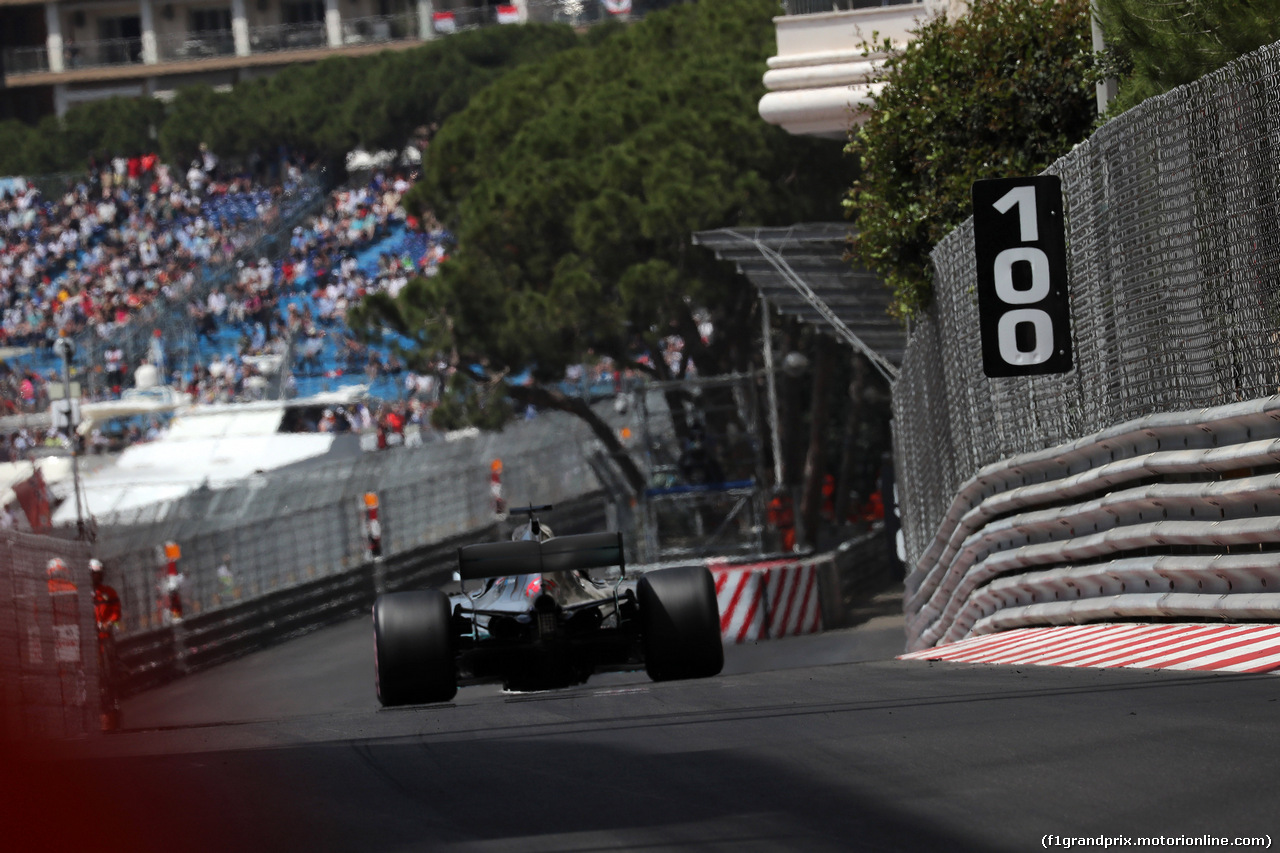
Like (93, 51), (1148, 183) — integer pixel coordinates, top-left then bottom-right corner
(0, 95), (167, 175)
(352, 0), (849, 488)
(1095, 0), (1280, 113)
(0, 119), (46, 175)
(844, 0), (1097, 318)
(0, 24), (577, 176)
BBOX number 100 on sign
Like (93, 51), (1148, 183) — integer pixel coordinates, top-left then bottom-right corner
(972, 176), (1072, 378)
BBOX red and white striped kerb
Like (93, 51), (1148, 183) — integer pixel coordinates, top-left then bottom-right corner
(710, 559), (823, 644)
(899, 623), (1280, 674)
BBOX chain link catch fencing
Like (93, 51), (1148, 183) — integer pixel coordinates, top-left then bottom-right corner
(1, 533), (98, 743)
(892, 40), (1280, 575)
(76, 407), (605, 635)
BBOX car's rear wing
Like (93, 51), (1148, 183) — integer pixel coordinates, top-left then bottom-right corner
(457, 532), (625, 581)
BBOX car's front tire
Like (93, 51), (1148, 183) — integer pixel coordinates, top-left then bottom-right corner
(638, 566), (724, 682)
(373, 589), (457, 706)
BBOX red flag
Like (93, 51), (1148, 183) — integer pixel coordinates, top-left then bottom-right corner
(12, 469), (52, 532)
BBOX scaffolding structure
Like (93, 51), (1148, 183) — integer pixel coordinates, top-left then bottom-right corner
(632, 373), (768, 562)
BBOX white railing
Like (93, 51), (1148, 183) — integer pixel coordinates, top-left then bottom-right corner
(156, 30), (238, 62)
(248, 21), (329, 52)
(2, 5), (651, 79)
(340, 13), (419, 45)
(781, 0), (922, 15)
(2, 45), (50, 74)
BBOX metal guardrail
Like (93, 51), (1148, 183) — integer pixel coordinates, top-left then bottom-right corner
(970, 563), (1280, 635)
(115, 494), (609, 695)
(818, 523), (897, 630)
(904, 396), (1280, 650)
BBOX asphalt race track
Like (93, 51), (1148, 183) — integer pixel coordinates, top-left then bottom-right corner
(5, 596), (1278, 853)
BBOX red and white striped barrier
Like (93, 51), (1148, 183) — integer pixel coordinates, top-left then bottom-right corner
(899, 622), (1280, 674)
(432, 11), (456, 33)
(710, 559), (823, 644)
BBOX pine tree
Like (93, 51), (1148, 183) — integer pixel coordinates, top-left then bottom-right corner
(1096, 0), (1280, 112)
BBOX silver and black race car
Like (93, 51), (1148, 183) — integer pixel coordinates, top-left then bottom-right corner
(373, 505), (724, 705)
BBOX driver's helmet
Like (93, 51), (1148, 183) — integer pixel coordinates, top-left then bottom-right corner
(89, 558), (104, 574)
(46, 557), (68, 577)
(511, 522), (554, 542)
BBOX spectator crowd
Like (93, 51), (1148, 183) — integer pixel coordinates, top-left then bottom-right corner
(0, 150), (295, 356)
(1, 145), (459, 451)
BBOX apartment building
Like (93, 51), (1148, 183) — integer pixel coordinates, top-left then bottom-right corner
(757, 0), (950, 138)
(0, 0), (649, 121)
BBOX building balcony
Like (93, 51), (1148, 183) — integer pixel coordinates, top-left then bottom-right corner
(0, 0), (652, 101)
(158, 30), (238, 62)
(10, 36), (146, 73)
(0, 12), (424, 86)
(759, 0), (946, 139)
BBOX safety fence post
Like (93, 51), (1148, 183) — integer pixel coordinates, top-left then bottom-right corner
(364, 492), (388, 596)
(364, 492), (382, 559)
(162, 541), (188, 674)
(491, 459), (507, 520)
(163, 541), (184, 624)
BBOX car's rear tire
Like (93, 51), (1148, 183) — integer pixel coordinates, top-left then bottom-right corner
(373, 590), (457, 706)
(638, 566), (724, 682)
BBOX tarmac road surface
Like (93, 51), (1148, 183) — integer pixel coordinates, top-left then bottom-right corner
(6, 588), (1278, 853)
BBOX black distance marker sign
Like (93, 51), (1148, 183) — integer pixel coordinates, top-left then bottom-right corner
(973, 175), (1072, 378)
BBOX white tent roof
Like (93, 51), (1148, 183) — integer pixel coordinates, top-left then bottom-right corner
(50, 402), (343, 525)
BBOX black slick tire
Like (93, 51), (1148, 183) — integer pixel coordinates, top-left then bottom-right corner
(373, 589), (457, 706)
(638, 565), (724, 682)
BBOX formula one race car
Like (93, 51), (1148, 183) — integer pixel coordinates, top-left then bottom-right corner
(373, 506), (724, 705)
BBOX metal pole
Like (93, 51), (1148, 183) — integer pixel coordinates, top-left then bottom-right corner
(56, 339), (87, 541)
(761, 294), (784, 489)
(1091, 1), (1117, 114)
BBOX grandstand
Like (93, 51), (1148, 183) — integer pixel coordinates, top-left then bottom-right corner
(2, 165), (449, 410)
